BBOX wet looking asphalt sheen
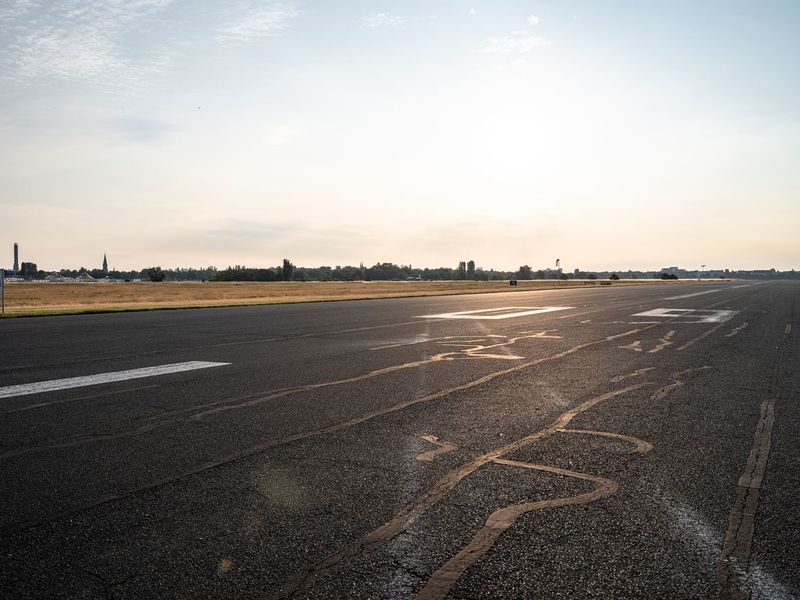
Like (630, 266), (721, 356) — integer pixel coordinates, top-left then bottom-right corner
(0, 281), (798, 599)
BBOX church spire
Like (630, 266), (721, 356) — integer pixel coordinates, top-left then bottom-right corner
(102, 253), (108, 274)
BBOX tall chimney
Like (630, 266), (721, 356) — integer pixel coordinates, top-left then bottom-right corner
(13, 243), (19, 273)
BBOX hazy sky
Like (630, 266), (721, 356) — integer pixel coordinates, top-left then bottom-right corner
(1, 1), (798, 272)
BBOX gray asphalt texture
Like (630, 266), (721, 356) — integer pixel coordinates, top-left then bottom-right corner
(0, 281), (797, 599)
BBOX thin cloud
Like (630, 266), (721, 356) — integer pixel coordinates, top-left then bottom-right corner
(216, 3), (303, 45)
(0, 0), (39, 21)
(528, 15), (540, 26)
(481, 31), (550, 54)
(0, 0), (175, 87)
(469, 8), (477, 16)
(361, 13), (404, 28)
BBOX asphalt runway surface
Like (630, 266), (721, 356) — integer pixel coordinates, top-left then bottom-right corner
(1, 281), (797, 599)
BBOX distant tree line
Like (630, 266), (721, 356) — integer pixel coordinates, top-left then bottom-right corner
(30, 266), (218, 282)
(213, 261), (519, 282)
(5, 260), (799, 282)
(210, 261), (652, 282)
(36, 266), (220, 281)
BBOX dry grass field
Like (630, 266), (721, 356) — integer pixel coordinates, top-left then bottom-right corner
(0, 279), (700, 317)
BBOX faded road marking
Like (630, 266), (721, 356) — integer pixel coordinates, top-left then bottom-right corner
(677, 322), (728, 351)
(414, 429), (653, 600)
(649, 330), (675, 353)
(556, 428), (653, 454)
(272, 383), (653, 599)
(726, 323), (749, 338)
(649, 367), (712, 401)
(611, 367), (655, 383)
(556, 309), (598, 320)
(619, 340), (643, 352)
(370, 334), (502, 352)
(4, 328), (655, 537)
(634, 308), (737, 323)
(717, 397), (777, 599)
(417, 460), (618, 600)
(193, 333), (562, 421)
(195, 330), (641, 424)
(786, 323), (792, 335)
(0, 362), (230, 399)
(516, 330), (563, 338)
(662, 289), (721, 300)
(415, 435), (457, 462)
(416, 306), (572, 320)
(198, 335), (546, 419)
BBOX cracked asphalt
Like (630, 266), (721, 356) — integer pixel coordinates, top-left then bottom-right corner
(0, 280), (797, 599)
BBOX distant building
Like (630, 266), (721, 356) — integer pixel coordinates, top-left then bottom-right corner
(102, 253), (108, 274)
(13, 242), (19, 273)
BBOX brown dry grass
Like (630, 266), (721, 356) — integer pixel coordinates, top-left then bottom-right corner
(0, 279), (699, 317)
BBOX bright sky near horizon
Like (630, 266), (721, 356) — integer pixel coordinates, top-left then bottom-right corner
(1, 1), (798, 272)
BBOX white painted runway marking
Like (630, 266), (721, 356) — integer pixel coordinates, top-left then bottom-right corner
(0, 362), (230, 399)
(786, 324), (792, 335)
(662, 289), (721, 300)
(416, 306), (572, 320)
(633, 308), (737, 323)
